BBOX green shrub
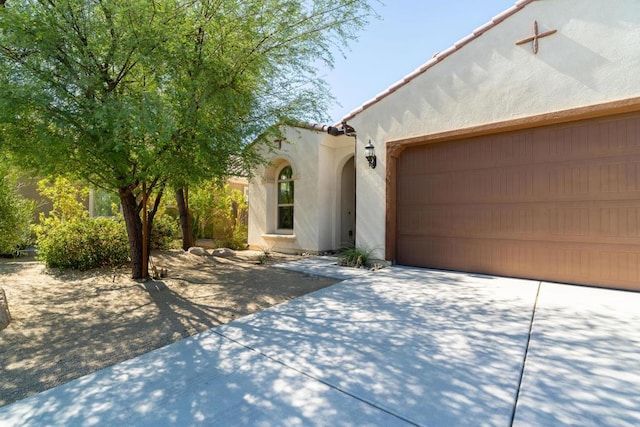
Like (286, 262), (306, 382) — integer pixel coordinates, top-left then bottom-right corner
(37, 217), (129, 270)
(150, 214), (180, 250)
(214, 224), (248, 251)
(36, 177), (89, 223)
(33, 176), (180, 268)
(188, 182), (248, 246)
(0, 169), (35, 256)
(33, 176), (129, 269)
(337, 246), (375, 269)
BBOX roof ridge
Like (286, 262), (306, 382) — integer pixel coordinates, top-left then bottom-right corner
(338, 0), (535, 125)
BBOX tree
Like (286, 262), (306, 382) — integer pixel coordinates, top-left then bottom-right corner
(0, 0), (375, 278)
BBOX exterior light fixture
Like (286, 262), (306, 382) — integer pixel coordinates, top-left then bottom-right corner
(364, 140), (377, 169)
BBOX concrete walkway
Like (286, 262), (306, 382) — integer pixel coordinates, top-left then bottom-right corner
(1, 259), (639, 426)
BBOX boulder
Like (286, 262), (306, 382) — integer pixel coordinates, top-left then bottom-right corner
(187, 247), (207, 256)
(0, 287), (11, 331)
(212, 248), (235, 258)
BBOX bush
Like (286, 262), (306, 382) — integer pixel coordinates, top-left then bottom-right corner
(0, 169), (35, 256)
(337, 246), (375, 269)
(36, 177), (89, 222)
(150, 214), (180, 250)
(188, 182), (248, 247)
(33, 176), (180, 269)
(214, 224), (248, 251)
(37, 217), (129, 270)
(33, 177), (129, 269)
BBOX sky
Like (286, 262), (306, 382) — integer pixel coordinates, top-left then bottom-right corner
(322, 0), (517, 124)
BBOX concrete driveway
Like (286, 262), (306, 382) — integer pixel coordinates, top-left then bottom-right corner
(1, 259), (639, 426)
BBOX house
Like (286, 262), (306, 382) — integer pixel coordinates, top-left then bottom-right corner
(248, 0), (640, 291)
(248, 125), (355, 254)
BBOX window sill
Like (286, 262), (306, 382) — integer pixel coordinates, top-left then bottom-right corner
(262, 233), (296, 241)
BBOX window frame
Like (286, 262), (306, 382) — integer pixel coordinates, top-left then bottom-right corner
(276, 165), (294, 230)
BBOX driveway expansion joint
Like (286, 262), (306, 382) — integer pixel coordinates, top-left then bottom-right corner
(212, 328), (421, 426)
(510, 281), (542, 426)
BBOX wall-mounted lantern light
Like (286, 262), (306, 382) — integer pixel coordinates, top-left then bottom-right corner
(364, 140), (377, 169)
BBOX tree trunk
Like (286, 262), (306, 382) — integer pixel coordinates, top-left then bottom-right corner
(176, 187), (193, 251)
(119, 181), (164, 280)
(120, 189), (144, 279)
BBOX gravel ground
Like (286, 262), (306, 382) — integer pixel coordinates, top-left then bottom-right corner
(0, 250), (337, 407)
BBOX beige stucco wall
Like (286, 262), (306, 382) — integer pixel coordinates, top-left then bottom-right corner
(248, 127), (353, 254)
(319, 135), (356, 251)
(347, 0), (640, 260)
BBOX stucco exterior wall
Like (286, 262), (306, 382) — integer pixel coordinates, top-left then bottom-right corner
(348, 0), (640, 259)
(319, 138), (355, 251)
(248, 127), (353, 254)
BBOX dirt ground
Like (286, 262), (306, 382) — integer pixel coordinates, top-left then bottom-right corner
(0, 249), (338, 407)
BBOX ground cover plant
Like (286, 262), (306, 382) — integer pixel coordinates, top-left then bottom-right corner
(338, 245), (375, 268)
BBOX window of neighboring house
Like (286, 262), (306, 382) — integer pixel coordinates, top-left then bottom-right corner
(277, 165), (294, 230)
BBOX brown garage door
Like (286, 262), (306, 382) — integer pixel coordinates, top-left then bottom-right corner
(396, 112), (640, 290)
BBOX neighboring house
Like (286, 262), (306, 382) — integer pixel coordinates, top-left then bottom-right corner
(227, 176), (249, 202)
(17, 177), (54, 222)
(250, 0), (640, 291)
(20, 176), (249, 223)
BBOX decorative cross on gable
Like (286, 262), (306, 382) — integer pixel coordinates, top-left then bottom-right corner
(516, 20), (557, 54)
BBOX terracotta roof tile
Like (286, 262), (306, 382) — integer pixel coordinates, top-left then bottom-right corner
(454, 33), (478, 49)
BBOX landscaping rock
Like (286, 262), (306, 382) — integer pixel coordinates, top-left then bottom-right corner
(212, 248), (235, 258)
(187, 247), (207, 256)
(0, 287), (11, 331)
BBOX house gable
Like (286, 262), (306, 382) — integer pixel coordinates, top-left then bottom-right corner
(346, 0), (640, 131)
(347, 0), (640, 264)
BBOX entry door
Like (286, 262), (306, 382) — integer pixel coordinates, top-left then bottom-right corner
(341, 157), (356, 247)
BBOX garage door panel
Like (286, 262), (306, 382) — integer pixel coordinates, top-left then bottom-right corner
(535, 116), (640, 160)
(403, 118), (640, 176)
(409, 132), (537, 173)
(402, 158), (640, 204)
(398, 201), (640, 244)
(397, 236), (640, 290)
(396, 112), (640, 290)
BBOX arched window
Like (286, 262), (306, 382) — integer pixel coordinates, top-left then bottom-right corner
(277, 165), (294, 230)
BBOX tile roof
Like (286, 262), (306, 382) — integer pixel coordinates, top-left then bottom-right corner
(226, 155), (249, 177)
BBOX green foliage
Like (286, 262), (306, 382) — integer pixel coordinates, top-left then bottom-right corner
(0, 166), (35, 256)
(189, 182), (248, 250)
(36, 217), (129, 270)
(93, 190), (121, 217)
(150, 214), (180, 250)
(338, 246), (375, 269)
(229, 224), (249, 250)
(0, 0), (375, 189)
(32, 177), (89, 245)
(35, 177), (89, 223)
(33, 175), (129, 269)
(0, 0), (375, 276)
